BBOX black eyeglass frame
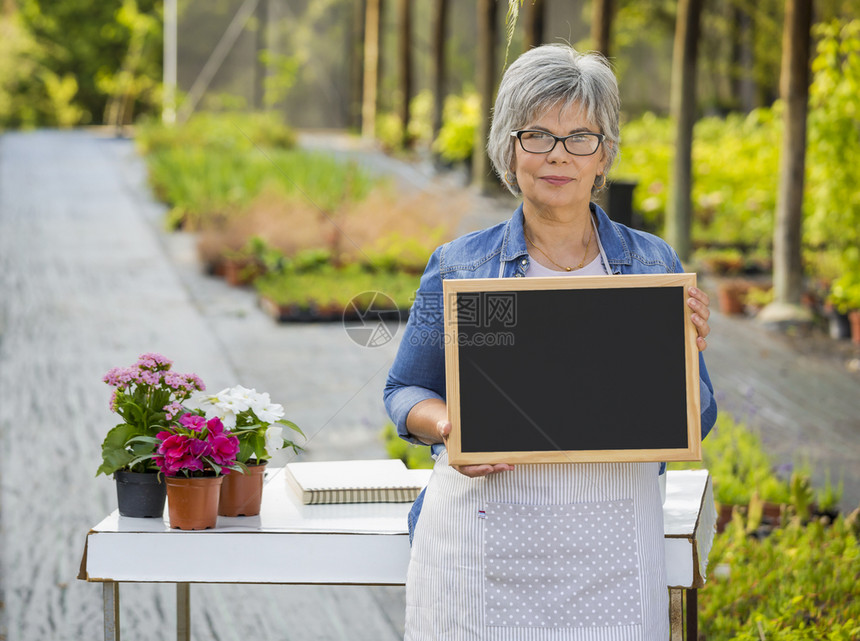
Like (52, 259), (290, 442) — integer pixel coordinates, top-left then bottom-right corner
(510, 130), (606, 156)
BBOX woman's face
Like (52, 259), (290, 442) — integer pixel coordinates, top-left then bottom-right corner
(511, 102), (607, 219)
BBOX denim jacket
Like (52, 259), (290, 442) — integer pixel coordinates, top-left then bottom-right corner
(384, 202), (717, 449)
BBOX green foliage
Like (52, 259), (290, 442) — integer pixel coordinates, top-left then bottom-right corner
(96, 0), (162, 126)
(618, 19), (860, 288)
(135, 111), (297, 154)
(364, 229), (449, 275)
(381, 422), (435, 470)
(407, 90), (435, 145)
(254, 262), (419, 311)
(806, 20), (860, 276)
(136, 113), (376, 230)
(375, 91), (435, 151)
(0, 13), (84, 128)
(433, 90), (480, 163)
(375, 112), (405, 152)
(692, 247), (747, 276)
(97, 422), (156, 476)
(616, 109), (781, 247)
(699, 514), (860, 639)
(670, 414), (790, 506)
(258, 50), (300, 109)
(827, 260), (860, 312)
(17, 0), (161, 125)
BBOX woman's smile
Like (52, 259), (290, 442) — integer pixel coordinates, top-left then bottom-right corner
(539, 174), (574, 186)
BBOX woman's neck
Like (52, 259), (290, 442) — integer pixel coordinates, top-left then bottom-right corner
(522, 203), (598, 272)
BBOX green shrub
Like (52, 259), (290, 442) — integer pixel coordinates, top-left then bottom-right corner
(140, 118), (376, 230)
(617, 19), (860, 286)
(827, 258), (860, 313)
(254, 262), (420, 311)
(616, 109), (781, 248)
(374, 91), (434, 151)
(699, 513), (860, 639)
(381, 422), (435, 470)
(806, 20), (860, 270)
(670, 414), (792, 506)
(135, 111), (297, 155)
(375, 112), (405, 152)
(433, 90), (480, 163)
(363, 229), (449, 275)
(0, 13), (85, 129)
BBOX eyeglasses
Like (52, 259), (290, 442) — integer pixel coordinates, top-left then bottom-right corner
(510, 130), (605, 156)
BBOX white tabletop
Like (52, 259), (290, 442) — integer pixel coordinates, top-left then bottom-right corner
(80, 467), (714, 588)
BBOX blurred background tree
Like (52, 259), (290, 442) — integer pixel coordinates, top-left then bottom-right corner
(4, 0), (161, 128)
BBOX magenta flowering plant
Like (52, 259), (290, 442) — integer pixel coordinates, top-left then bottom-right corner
(153, 412), (243, 477)
(97, 353), (206, 476)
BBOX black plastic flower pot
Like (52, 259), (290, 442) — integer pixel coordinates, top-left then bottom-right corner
(114, 470), (167, 518)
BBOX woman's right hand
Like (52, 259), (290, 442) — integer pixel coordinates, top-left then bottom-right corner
(436, 419), (515, 478)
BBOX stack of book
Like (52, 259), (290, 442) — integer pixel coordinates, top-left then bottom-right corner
(284, 459), (433, 505)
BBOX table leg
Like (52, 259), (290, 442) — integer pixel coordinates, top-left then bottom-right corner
(686, 588), (698, 641)
(177, 583), (190, 641)
(669, 588), (683, 641)
(103, 581), (120, 641)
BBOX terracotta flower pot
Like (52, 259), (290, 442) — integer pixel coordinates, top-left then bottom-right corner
(219, 461), (267, 517)
(717, 280), (750, 315)
(165, 475), (224, 530)
(114, 470), (166, 518)
(849, 310), (860, 345)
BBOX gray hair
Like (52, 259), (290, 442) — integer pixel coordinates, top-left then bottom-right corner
(487, 44), (621, 196)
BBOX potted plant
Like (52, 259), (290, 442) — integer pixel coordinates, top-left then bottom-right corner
(189, 385), (303, 516)
(716, 279), (753, 315)
(97, 353), (205, 517)
(153, 412), (244, 529)
(827, 269), (860, 344)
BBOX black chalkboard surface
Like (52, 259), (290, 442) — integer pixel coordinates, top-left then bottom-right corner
(443, 274), (701, 465)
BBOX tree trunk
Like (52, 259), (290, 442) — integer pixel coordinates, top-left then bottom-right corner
(253, 0), (268, 111)
(350, 0), (366, 131)
(732, 6), (757, 112)
(666, 0), (703, 262)
(591, 0), (613, 58)
(773, 0), (812, 305)
(163, 0), (178, 124)
(432, 0), (449, 139)
(523, 0), (546, 51)
(398, 0), (413, 147)
(473, 0), (498, 192)
(361, 0), (381, 138)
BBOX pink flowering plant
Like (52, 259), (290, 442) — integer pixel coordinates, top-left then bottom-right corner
(153, 412), (243, 477)
(96, 353), (206, 476)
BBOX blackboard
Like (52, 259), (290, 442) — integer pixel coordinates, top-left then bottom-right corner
(443, 274), (701, 465)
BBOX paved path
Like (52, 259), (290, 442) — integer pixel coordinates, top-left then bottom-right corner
(0, 129), (858, 641)
(0, 130), (406, 641)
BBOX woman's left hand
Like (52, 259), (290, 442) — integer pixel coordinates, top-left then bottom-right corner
(687, 286), (711, 352)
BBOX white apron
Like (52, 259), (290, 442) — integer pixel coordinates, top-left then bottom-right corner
(405, 452), (669, 641)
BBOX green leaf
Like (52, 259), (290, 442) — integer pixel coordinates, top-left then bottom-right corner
(252, 432), (267, 461)
(126, 453), (156, 470)
(96, 423), (144, 476)
(277, 419), (304, 437)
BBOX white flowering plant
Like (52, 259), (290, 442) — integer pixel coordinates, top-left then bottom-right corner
(188, 385), (303, 466)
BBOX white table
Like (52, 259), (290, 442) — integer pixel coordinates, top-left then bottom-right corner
(79, 467), (714, 641)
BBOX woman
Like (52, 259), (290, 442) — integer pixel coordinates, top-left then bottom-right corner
(384, 44), (716, 640)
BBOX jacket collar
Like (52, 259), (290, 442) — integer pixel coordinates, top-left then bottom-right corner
(501, 202), (633, 270)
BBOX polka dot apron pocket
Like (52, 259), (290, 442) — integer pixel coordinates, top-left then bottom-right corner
(483, 500), (643, 629)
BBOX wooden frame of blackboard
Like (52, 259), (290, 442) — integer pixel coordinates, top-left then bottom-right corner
(443, 274), (702, 465)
